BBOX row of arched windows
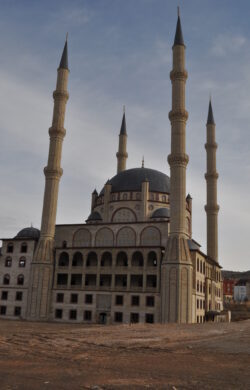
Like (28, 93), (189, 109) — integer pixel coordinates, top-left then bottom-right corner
(58, 251), (158, 268)
(72, 226), (161, 247)
(4, 257), (26, 268)
(2, 274), (24, 285)
(6, 242), (28, 254)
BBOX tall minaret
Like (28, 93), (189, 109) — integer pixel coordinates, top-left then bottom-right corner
(27, 39), (69, 320)
(205, 99), (219, 262)
(116, 108), (128, 173)
(161, 9), (193, 324)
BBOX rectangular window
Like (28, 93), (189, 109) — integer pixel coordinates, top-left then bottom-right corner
(84, 310), (92, 321)
(1, 291), (8, 300)
(145, 313), (154, 324)
(56, 293), (64, 303)
(21, 243), (27, 253)
(69, 310), (77, 320)
(14, 307), (21, 316)
(55, 309), (63, 319)
(16, 291), (23, 301)
(115, 295), (123, 305)
(0, 306), (6, 315)
(131, 295), (140, 306)
(130, 312), (139, 323)
(85, 294), (93, 304)
(71, 294), (78, 304)
(197, 299), (199, 309)
(203, 300), (205, 309)
(146, 296), (155, 307)
(57, 274), (68, 285)
(71, 274), (82, 286)
(114, 312), (123, 322)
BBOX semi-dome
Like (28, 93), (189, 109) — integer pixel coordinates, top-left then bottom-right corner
(151, 207), (170, 219)
(100, 167), (170, 195)
(15, 227), (40, 240)
(86, 211), (102, 222)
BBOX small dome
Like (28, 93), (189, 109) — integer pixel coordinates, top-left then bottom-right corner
(15, 227), (40, 240)
(86, 211), (102, 222)
(151, 208), (170, 219)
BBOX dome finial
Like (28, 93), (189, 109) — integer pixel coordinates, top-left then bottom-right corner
(142, 156), (144, 168)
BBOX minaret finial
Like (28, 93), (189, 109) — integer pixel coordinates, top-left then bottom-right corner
(66, 32), (68, 41)
(207, 98), (215, 125)
(174, 7), (184, 46)
(59, 38), (69, 70)
(123, 105), (125, 114)
(177, 6), (180, 17)
(142, 156), (144, 168)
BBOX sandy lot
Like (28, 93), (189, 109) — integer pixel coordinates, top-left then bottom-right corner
(0, 319), (249, 389)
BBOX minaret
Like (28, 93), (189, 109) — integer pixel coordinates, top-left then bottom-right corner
(205, 99), (219, 262)
(161, 9), (193, 324)
(116, 108), (128, 173)
(27, 39), (69, 320)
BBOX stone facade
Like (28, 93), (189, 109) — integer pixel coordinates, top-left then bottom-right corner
(0, 13), (223, 324)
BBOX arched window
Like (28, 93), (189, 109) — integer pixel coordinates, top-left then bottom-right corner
(147, 251), (157, 267)
(72, 252), (83, 267)
(7, 243), (13, 253)
(58, 252), (69, 267)
(19, 257), (26, 267)
(21, 242), (27, 253)
(17, 274), (24, 285)
(86, 252), (98, 267)
(136, 193), (141, 200)
(62, 241), (67, 249)
(116, 251), (128, 267)
(5, 257), (12, 267)
(122, 193), (128, 200)
(101, 252), (112, 267)
(116, 227), (136, 247)
(112, 208), (137, 223)
(73, 228), (91, 247)
(3, 274), (10, 285)
(162, 195), (167, 202)
(132, 251), (144, 267)
(140, 226), (161, 246)
(95, 228), (114, 247)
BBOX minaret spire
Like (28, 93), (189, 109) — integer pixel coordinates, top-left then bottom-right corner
(161, 10), (193, 324)
(28, 40), (70, 320)
(205, 98), (219, 263)
(116, 108), (128, 173)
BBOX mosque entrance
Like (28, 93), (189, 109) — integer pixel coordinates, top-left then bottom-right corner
(99, 312), (107, 324)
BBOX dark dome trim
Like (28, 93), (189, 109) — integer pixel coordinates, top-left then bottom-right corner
(151, 208), (170, 219)
(15, 227), (40, 240)
(100, 168), (170, 195)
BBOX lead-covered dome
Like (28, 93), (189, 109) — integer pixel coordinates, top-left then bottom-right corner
(15, 227), (40, 240)
(100, 167), (170, 194)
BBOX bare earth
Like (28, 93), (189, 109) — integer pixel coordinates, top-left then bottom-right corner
(0, 319), (249, 390)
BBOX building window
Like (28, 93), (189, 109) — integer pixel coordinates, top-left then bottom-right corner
(146, 275), (157, 288)
(203, 300), (205, 310)
(58, 252), (69, 267)
(131, 295), (140, 306)
(62, 241), (67, 249)
(69, 310), (77, 320)
(3, 274), (10, 285)
(197, 299), (199, 309)
(145, 313), (154, 323)
(116, 251), (128, 267)
(84, 310), (92, 321)
(114, 312), (123, 322)
(122, 193), (128, 200)
(16, 292), (23, 301)
(197, 281), (199, 292)
(56, 293), (64, 303)
(19, 257), (26, 267)
(85, 294), (93, 304)
(86, 252), (98, 267)
(162, 195), (167, 202)
(57, 274), (68, 286)
(17, 274), (24, 285)
(0, 306), (7, 315)
(147, 251), (157, 267)
(115, 295), (123, 305)
(7, 243), (13, 253)
(197, 258), (199, 272)
(71, 274), (82, 286)
(130, 313), (139, 323)
(197, 316), (199, 323)
(71, 294), (78, 304)
(1, 291), (8, 300)
(72, 252), (83, 267)
(136, 193), (141, 200)
(20, 243), (27, 253)
(14, 307), (21, 316)
(5, 257), (12, 267)
(55, 309), (63, 319)
(131, 251), (144, 267)
(146, 296), (155, 307)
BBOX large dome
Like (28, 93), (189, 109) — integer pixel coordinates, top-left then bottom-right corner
(15, 227), (40, 240)
(100, 167), (170, 194)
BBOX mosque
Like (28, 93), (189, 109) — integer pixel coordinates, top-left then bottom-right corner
(0, 13), (223, 324)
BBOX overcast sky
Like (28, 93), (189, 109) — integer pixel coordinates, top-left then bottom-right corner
(0, 0), (249, 271)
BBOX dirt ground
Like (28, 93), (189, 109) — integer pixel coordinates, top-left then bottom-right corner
(0, 319), (249, 390)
